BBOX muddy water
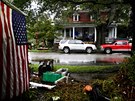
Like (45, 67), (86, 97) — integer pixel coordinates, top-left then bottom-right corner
(29, 52), (126, 82)
(70, 72), (116, 83)
(29, 52), (130, 65)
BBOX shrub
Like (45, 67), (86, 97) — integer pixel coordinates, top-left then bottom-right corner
(113, 56), (135, 100)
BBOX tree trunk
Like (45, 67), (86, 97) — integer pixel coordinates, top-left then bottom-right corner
(129, 1), (135, 56)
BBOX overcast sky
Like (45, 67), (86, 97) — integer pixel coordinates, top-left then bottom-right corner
(30, 1), (55, 20)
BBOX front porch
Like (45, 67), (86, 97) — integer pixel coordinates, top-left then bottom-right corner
(61, 23), (97, 43)
(57, 23), (118, 44)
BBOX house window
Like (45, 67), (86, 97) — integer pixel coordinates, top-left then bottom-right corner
(90, 15), (93, 20)
(73, 14), (79, 21)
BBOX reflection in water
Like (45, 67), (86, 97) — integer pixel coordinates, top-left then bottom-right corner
(95, 57), (125, 65)
(29, 52), (129, 65)
(70, 72), (116, 82)
(31, 56), (126, 65)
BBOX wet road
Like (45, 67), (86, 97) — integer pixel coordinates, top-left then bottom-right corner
(28, 52), (130, 65)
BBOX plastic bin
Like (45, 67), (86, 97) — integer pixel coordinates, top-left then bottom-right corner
(42, 72), (63, 83)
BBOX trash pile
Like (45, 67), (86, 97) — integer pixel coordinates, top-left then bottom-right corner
(29, 59), (111, 101)
(30, 59), (69, 90)
(83, 85), (110, 101)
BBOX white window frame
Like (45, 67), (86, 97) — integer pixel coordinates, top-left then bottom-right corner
(73, 14), (79, 21)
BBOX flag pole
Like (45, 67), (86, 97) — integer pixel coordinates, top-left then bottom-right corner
(2, 0), (27, 16)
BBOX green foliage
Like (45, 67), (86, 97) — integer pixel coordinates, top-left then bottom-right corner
(89, 56), (135, 100)
(12, 0), (132, 48)
(92, 79), (123, 101)
(29, 63), (39, 72)
(12, 0), (31, 10)
(22, 89), (39, 101)
(27, 15), (62, 48)
(112, 56), (135, 100)
(119, 56), (135, 85)
(13, 0), (131, 25)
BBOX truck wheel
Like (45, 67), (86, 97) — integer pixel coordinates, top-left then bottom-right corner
(105, 48), (112, 54)
(63, 47), (70, 53)
(86, 47), (92, 54)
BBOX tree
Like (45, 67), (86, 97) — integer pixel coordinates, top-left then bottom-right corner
(128, 0), (135, 55)
(37, 0), (131, 45)
(12, 0), (135, 53)
(35, 18), (54, 47)
(11, 0), (63, 48)
(10, 0), (31, 10)
(27, 14), (62, 48)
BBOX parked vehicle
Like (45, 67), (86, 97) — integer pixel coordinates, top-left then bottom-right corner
(100, 40), (132, 54)
(58, 39), (97, 54)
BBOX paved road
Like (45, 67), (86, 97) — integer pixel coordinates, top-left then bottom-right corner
(28, 52), (130, 65)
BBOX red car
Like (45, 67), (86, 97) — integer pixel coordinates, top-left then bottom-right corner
(100, 40), (132, 54)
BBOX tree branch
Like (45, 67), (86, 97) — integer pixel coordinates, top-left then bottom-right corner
(60, 0), (124, 5)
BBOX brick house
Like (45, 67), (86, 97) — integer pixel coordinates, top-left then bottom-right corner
(57, 10), (117, 44)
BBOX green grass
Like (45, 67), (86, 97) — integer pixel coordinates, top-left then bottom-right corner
(29, 63), (120, 73)
(28, 49), (53, 52)
(54, 65), (119, 73)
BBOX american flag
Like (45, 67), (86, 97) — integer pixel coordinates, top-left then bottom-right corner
(0, 1), (29, 100)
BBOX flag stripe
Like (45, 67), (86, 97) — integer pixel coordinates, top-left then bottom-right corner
(1, 2), (8, 99)
(19, 46), (24, 94)
(0, 2), (3, 98)
(9, 6), (19, 97)
(24, 45), (29, 91)
(4, 3), (12, 98)
(16, 46), (22, 95)
(21, 45), (26, 91)
(6, 5), (14, 99)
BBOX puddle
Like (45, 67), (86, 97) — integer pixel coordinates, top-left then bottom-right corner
(31, 58), (123, 65)
(70, 72), (117, 82)
(29, 52), (129, 65)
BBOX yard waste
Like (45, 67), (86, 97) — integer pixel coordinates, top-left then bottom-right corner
(41, 68), (69, 84)
(38, 60), (69, 84)
(56, 68), (68, 76)
(30, 82), (56, 89)
(83, 85), (110, 101)
(38, 59), (54, 77)
(30, 60), (69, 89)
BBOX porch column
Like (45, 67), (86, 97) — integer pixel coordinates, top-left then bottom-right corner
(112, 28), (115, 38)
(72, 27), (75, 39)
(64, 28), (66, 39)
(114, 26), (117, 38)
(94, 27), (97, 42)
(69, 29), (72, 37)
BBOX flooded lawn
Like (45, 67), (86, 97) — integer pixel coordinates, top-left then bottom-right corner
(29, 52), (130, 65)
(29, 52), (123, 84)
(70, 72), (116, 83)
